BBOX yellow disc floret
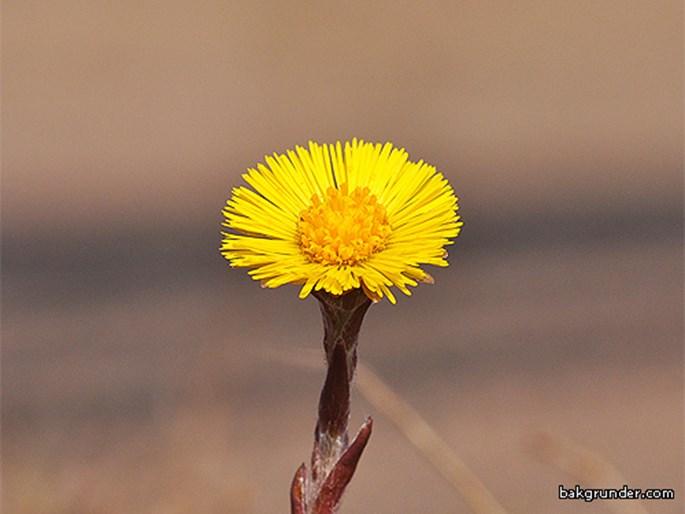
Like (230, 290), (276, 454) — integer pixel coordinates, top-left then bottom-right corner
(297, 184), (391, 266)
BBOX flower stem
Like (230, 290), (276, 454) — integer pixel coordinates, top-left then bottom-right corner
(290, 289), (373, 513)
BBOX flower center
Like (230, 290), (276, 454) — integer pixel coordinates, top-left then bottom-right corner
(297, 185), (391, 266)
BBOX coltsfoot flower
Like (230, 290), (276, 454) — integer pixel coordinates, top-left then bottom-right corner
(221, 139), (462, 303)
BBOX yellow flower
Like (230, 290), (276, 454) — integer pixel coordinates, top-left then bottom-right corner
(220, 139), (462, 304)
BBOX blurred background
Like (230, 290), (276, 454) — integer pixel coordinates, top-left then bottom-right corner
(2, 1), (683, 513)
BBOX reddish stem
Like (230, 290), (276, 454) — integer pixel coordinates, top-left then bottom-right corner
(290, 289), (373, 513)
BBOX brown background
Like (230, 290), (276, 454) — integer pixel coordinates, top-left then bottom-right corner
(2, 1), (683, 513)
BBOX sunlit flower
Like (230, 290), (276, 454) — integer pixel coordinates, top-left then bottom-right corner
(220, 139), (462, 303)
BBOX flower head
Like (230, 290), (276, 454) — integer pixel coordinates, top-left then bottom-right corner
(221, 139), (462, 303)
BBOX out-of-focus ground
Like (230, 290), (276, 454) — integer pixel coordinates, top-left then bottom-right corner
(2, 1), (683, 513)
